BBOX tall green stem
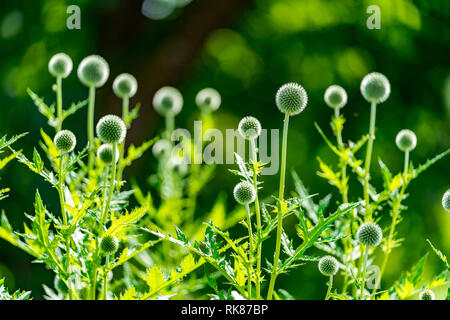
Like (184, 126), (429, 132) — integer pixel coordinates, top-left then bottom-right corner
(103, 255), (110, 300)
(363, 102), (377, 216)
(87, 86), (96, 173)
(165, 114), (174, 140)
(56, 76), (63, 132)
(360, 246), (369, 300)
(245, 204), (253, 300)
(267, 113), (289, 300)
(117, 97), (129, 182)
(249, 139), (262, 299)
(325, 275), (333, 300)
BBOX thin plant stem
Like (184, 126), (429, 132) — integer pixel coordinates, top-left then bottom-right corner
(87, 86), (96, 173)
(101, 143), (117, 224)
(403, 150), (409, 176)
(360, 246), (369, 300)
(249, 138), (262, 299)
(116, 96), (129, 183)
(325, 275), (333, 300)
(267, 113), (289, 300)
(56, 76), (63, 132)
(165, 114), (174, 140)
(245, 204), (253, 300)
(57, 153), (73, 299)
(363, 102), (377, 216)
(103, 255), (110, 300)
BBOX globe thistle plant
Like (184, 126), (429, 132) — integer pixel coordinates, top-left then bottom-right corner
(396, 129), (417, 175)
(96, 115), (127, 145)
(238, 116), (261, 141)
(49, 53), (73, 79)
(268, 82), (308, 300)
(49, 53), (73, 132)
(77, 55), (110, 172)
(419, 289), (435, 300)
(195, 88), (221, 112)
(324, 85), (347, 111)
(113, 73), (138, 99)
(318, 255), (339, 300)
(54, 130), (76, 154)
(357, 222), (383, 247)
(100, 235), (119, 255)
(97, 144), (119, 165)
(360, 72), (391, 216)
(153, 86), (183, 139)
(442, 189), (450, 213)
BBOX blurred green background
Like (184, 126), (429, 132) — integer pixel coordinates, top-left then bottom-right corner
(0, 0), (449, 299)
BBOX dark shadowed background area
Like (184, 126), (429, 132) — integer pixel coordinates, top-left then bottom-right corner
(0, 0), (449, 299)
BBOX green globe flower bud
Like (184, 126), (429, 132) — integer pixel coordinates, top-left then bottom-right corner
(195, 88), (221, 112)
(152, 139), (172, 158)
(96, 115), (126, 144)
(324, 85), (347, 109)
(48, 53), (73, 79)
(360, 72), (391, 104)
(442, 189), (450, 213)
(54, 130), (76, 153)
(153, 86), (183, 117)
(97, 144), (119, 164)
(357, 222), (382, 247)
(233, 181), (256, 205)
(395, 129), (417, 152)
(100, 235), (119, 255)
(419, 289), (434, 300)
(275, 82), (308, 116)
(77, 55), (110, 88)
(238, 116), (261, 140)
(113, 73), (138, 99)
(318, 255), (339, 276)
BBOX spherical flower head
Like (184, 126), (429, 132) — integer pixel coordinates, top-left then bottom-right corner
(100, 235), (119, 255)
(238, 116), (261, 140)
(419, 289), (434, 300)
(113, 73), (138, 99)
(442, 189), (450, 213)
(169, 155), (189, 176)
(318, 255), (339, 276)
(275, 82), (308, 116)
(48, 53), (73, 79)
(233, 181), (256, 205)
(54, 130), (76, 153)
(153, 86), (183, 117)
(324, 85), (347, 109)
(96, 115), (126, 144)
(360, 72), (391, 104)
(152, 139), (172, 158)
(77, 55), (110, 88)
(357, 222), (383, 247)
(195, 88), (221, 112)
(395, 129), (417, 152)
(97, 144), (119, 164)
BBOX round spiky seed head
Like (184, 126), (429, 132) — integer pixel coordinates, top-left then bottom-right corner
(77, 55), (110, 88)
(360, 72), (391, 104)
(318, 255), (339, 276)
(233, 181), (256, 205)
(195, 88), (221, 112)
(152, 139), (172, 158)
(54, 130), (76, 153)
(153, 86), (183, 117)
(113, 73), (138, 99)
(100, 235), (119, 255)
(324, 85), (347, 109)
(48, 53), (73, 79)
(357, 222), (383, 247)
(96, 115), (126, 144)
(396, 129), (417, 152)
(97, 144), (119, 164)
(442, 189), (450, 213)
(275, 82), (308, 115)
(238, 116), (261, 140)
(419, 289), (435, 300)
